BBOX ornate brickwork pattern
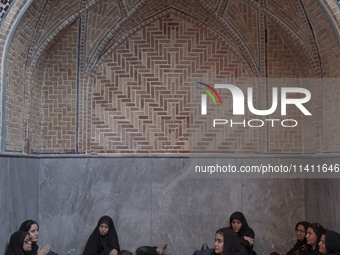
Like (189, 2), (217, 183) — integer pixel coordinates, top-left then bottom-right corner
(0, 0), (28, 151)
(85, 0), (122, 66)
(4, 0), (45, 152)
(86, 1), (260, 79)
(40, 23), (79, 153)
(28, 60), (45, 153)
(91, 14), (255, 153)
(267, 22), (304, 153)
(223, 0), (259, 67)
(265, 20), (323, 154)
(303, 0), (340, 152)
(1, 0), (339, 154)
(266, 0), (314, 47)
(30, 0), (81, 51)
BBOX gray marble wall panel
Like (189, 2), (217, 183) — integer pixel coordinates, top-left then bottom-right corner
(38, 157), (306, 255)
(3, 155), (339, 255)
(242, 179), (306, 254)
(305, 179), (340, 231)
(0, 156), (39, 255)
(38, 158), (152, 255)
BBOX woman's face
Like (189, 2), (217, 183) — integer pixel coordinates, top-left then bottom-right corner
(318, 234), (327, 254)
(98, 223), (109, 236)
(28, 223), (39, 243)
(296, 224), (306, 241)
(306, 227), (317, 248)
(23, 234), (32, 252)
(231, 219), (242, 233)
(214, 233), (224, 254)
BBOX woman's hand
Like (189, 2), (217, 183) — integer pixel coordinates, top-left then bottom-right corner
(109, 249), (118, 255)
(37, 244), (51, 255)
(244, 236), (254, 246)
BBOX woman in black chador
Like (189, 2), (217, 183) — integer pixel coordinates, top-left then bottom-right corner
(271, 221), (310, 255)
(319, 229), (340, 255)
(286, 221), (310, 255)
(305, 223), (324, 255)
(229, 212), (256, 255)
(83, 215), (120, 255)
(19, 219), (53, 255)
(6, 231), (32, 255)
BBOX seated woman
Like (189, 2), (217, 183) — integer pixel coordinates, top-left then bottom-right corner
(286, 221), (310, 255)
(83, 215), (120, 255)
(6, 231), (32, 255)
(229, 212), (256, 255)
(19, 219), (53, 255)
(271, 221), (310, 255)
(212, 227), (240, 255)
(305, 223), (325, 255)
(318, 230), (340, 255)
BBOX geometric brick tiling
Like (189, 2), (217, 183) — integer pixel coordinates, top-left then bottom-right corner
(31, 0), (81, 50)
(91, 14), (254, 153)
(223, 0), (259, 68)
(266, 21), (319, 153)
(38, 22), (79, 153)
(85, 0), (122, 66)
(1, 0), (340, 154)
(266, 0), (312, 45)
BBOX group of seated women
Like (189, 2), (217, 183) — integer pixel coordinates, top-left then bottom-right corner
(268, 221), (340, 255)
(5, 216), (166, 255)
(5, 219), (56, 255)
(211, 211), (256, 255)
(5, 212), (340, 255)
(211, 212), (340, 255)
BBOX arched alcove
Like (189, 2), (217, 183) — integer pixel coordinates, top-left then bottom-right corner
(0, 1), (339, 255)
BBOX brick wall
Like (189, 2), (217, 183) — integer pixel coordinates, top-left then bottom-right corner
(90, 14), (253, 153)
(304, 0), (340, 152)
(1, 0), (339, 154)
(3, 0), (45, 152)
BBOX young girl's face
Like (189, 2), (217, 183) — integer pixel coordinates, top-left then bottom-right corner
(98, 223), (109, 236)
(214, 233), (224, 254)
